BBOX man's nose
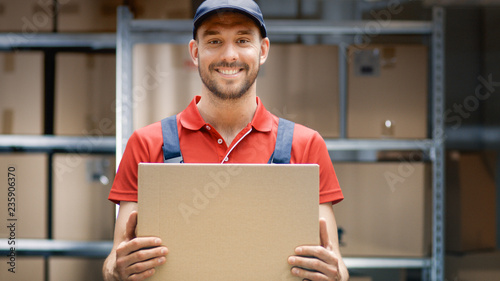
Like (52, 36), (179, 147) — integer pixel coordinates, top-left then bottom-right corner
(220, 42), (238, 62)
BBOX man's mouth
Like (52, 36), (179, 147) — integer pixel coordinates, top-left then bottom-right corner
(217, 68), (242, 75)
(210, 62), (249, 76)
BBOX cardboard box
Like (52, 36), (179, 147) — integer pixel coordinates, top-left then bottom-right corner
(446, 151), (497, 252)
(0, 154), (48, 239)
(347, 44), (428, 139)
(0, 52), (44, 135)
(334, 162), (432, 257)
(53, 154), (115, 241)
(0, 257), (44, 281)
(257, 44), (340, 138)
(55, 53), (116, 136)
(138, 164), (319, 280)
(132, 0), (193, 19)
(49, 257), (106, 281)
(133, 44), (201, 130)
(57, 0), (121, 32)
(446, 251), (500, 281)
(0, 0), (53, 32)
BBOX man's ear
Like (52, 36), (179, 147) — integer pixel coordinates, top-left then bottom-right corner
(189, 39), (199, 66)
(259, 37), (270, 65)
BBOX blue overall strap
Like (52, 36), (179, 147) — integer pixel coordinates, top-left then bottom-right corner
(268, 118), (295, 164)
(161, 115), (183, 163)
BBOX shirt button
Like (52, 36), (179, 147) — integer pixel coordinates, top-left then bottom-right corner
(217, 139), (223, 144)
(206, 125), (211, 130)
(224, 157), (229, 162)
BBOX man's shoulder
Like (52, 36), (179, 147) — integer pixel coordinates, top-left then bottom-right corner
(287, 120), (321, 139)
(130, 120), (163, 144)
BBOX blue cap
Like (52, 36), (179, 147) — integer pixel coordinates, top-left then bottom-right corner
(193, 0), (267, 39)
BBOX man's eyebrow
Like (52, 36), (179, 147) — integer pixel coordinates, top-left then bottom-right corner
(202, 30), (221, 37)
(201, 28), (257, 38)
(237, 29), (256, 35)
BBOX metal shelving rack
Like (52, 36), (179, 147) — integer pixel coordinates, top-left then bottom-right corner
(0, 31), (116, 279)
(0, 4), (446, 281)
(114, 5), (445, 281)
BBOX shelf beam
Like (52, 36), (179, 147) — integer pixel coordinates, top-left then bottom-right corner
(0, 239), (113, 258)
(0, 239), (432, 269)
(128, 19), (432, 36)
(344, 257), (432, 269)
(324, 139), (434, 152)
(0, 33), (116, 49)
(0, 135), (115, 153)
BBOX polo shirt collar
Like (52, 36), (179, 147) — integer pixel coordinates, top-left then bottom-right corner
(251, 96), (273, 132)
(179, 95), (273, 132)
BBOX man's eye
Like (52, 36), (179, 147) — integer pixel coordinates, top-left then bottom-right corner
(208, 40), (222, 44)
(237, 39), (249, 44)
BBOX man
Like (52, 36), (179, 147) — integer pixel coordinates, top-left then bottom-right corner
(103, 0), (348, 280)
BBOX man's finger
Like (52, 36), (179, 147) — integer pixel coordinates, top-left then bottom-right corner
(125, 210), (138, 240)
(123, 248), (167, 277)
(319, 217), (331, 248)
(117, 237), (164, 257)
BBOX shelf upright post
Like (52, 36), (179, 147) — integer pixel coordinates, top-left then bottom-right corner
(338, 44), (348, 139)
(431, 6), (446, 281)
(116, 6), (134, 217)
(116, 6), (134, 166)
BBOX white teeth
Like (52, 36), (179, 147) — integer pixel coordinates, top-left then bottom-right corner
(219, 69), (239, 75)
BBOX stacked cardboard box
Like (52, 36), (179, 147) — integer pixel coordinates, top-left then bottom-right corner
(0, 154), (48, 280)
(133, 44), (200, 130)
(446, 151), (497, 252)
(0, 0), (53, 32)
(57, 0), (122, 32)
(0, 52), (44, 135)
(446, 251), (500, 281)
(0, 257), (45, 281)
(347, 44), (428, 139)
(333, 162), (432, 257)
(55, 53), (116, 136)
(50, 154), (115, 281)
(257, 44), (340, 138)
(132, 0), (193, 19)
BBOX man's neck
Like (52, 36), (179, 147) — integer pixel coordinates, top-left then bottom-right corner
(197, 90), (257, 145)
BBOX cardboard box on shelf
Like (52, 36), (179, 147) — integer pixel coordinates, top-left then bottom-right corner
(0, 154), (48, 239)
(333, 162), (432, 257)
(0, 0), (53, 32)
(446, 151), (497, 253)
(49, 257), (106, 281)
(0, 52), (44, 135)
(257, 44), (340, 138)
(347, 44), (428, 139)
(131, 0), (193, 19)
(133, 43), (200, 130)
(138, 164), (319, 280)
(0, 257), (45, 281)
(446, 251), (500, 281)
(55, 53), (116, 136)
(52, 154), (115, 241)
(57, 0), (121, 32)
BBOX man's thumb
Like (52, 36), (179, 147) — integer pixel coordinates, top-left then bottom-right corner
(125, 211), (138, 240)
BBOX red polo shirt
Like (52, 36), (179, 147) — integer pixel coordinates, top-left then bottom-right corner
(109, 96), (343, 205)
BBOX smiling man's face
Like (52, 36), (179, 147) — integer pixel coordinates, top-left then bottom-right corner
(191, 11), (269, 100)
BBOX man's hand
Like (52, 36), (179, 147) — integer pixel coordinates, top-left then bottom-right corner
(113, 211), (168, 281)
(287, 218), (343, 281)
